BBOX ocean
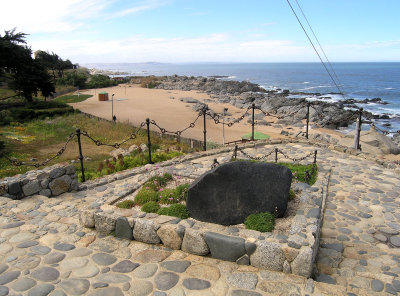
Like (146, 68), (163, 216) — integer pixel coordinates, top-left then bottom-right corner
(82, 62), (400, 133)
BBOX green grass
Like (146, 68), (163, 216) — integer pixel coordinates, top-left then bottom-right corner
(0, 113), (192, 179)
(157, 204), (190, 219)
(234, 159), (318, 186)
(244, 212), (275, 232)
(116, 200), (135, 209)
(55, 94), (92, 104)
(141, 201), (160, 213)
(277, 162), (318, 185)
(134, 188), (159, 206)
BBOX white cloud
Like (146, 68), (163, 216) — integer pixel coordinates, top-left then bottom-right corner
(107, 0), (169, 18)
(0, 0), (109, 33)
(0, 0), (168, 33)
(29, 33), (314, 63)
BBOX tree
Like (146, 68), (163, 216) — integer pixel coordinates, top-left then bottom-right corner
(35, 50), (74, 81)
(57, 70), (89, 88)
(0, 29), (55, 102)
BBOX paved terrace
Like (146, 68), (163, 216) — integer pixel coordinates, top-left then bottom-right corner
(0, 142), (399, 296)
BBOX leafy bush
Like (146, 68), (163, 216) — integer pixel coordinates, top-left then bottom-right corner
(278, 162), (318, 185)
(141, 201), (160, 213)
(0, 110), (13, 125)
(86, 74), (118, 89)
(0, 140), (5, 157)
(116, 200), (135, 209)
(244, 212), (275, 232)
(134, 188), (159, 205)
(157, 204), (189, 219)
(175, 183), (190, 201)
(145, 173), (173, 191)
(159, 188), (179, 204)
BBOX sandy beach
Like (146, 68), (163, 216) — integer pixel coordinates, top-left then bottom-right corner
(72, 83), (400, 163)
(73, 84), (338, 144)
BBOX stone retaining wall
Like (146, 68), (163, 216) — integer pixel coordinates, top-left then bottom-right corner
(0, 163), (78, 200)
(79, 167), (330, 278)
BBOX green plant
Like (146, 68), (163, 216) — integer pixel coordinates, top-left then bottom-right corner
(157, 204), (189, 219)
(116, 200), (135, 209)
(277, 162), (318, 185)
(206, 141), (219, 150)
(289, 189), (296, 200)
(244, 212), (275, 232)
(55, 94), (92, 103)
(175, 183), (190, 201)
(141, 201), (160, 213)
(159, 188), (179, 204)
(134, 188), (159, 205)
(145, 173), (173, 190)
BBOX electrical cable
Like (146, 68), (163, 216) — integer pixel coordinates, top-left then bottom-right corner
(286, 0), (345, 99)
(294, 0), (344, 94)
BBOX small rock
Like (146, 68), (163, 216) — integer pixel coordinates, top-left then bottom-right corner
(155, 272), (179, 291)
(182, 278), (211, 290)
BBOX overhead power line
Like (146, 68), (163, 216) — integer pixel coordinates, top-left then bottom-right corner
(286, 0), (345, 98)
(294, 0), (343, 91)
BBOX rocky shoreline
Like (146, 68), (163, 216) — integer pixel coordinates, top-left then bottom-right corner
(154, 75), (388, 129)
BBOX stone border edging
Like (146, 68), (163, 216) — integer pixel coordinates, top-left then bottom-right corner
(0, 163), (78, 200)
(79, 159), (330, 278)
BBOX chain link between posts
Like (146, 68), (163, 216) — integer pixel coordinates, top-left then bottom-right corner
(6, 132), (76, 168)
(80, 122), (146, 148)
(150, 111), (202, 136)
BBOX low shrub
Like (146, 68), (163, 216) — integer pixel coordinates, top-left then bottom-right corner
(159, 188), (179, 204)
(244, 212), (275, 232)
(175, 183), (190, 201)
(157, 204), (190, 219)
(145, 173), (173, 191)
(141, 201), (160, 213)
(134, 188), (159, 205)
(116, 200), (135, 209)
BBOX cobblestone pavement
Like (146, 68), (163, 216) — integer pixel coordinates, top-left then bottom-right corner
(0, 142), (399, 295)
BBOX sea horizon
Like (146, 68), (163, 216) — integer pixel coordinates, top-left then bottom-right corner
(82, 62), (400, 133)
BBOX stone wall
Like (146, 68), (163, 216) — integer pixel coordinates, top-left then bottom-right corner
(79, 168), (330, 278)
(0, 163), (78, 200)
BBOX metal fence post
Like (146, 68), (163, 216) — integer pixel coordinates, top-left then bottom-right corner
(203, 107), (207, 151)
(146, 118), (153, 164)
(275, 148), (278, 163)
(306, 103), (310, 139)
(234, 145), (238, 159)
(251, 103), (255, 141)
(314, 150), (318, 164)
(353, 108), (363, 150)
(76, 128), (85, 182)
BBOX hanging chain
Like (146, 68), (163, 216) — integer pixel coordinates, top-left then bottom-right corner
(6, 132), (76, 168)
(150, 112), (202, 136)
(81, 122), (146, 148)
(238, 148), (276, 160)
(277, 149), (315, 162)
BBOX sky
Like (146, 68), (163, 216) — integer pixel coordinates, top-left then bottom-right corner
(1, 0), (400, 64)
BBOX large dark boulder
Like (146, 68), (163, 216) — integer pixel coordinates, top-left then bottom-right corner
(186, 161), (292, 225)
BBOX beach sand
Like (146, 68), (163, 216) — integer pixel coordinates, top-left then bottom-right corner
(73, 84), (336, 144)
(72, 84), (400, 162)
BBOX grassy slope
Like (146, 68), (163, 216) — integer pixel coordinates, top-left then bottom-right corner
(0, 113), (191, 178)
(54, 94), (92, 104)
